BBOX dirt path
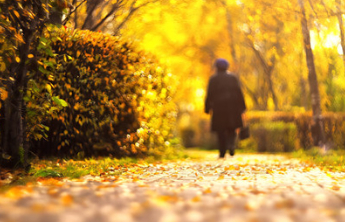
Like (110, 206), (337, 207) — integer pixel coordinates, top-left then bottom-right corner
(1, 154), (345, 222)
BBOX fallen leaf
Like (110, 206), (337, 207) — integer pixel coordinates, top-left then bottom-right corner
(47, 188), (59, 197)
(5, 187), (25, 199)
(203, 187), (212, 194)
(31, 203), (45, 212)
(266, 169), (274, 174)
(275, 199), (294, 208)
(158, 195), (179, 203)
(61, 194), (74, 206)
(331, 185), (341, 191)
(250, 189), (265, 195)
(245, 199), (259, 211)
(217, 175), (225, 180)
(132, 177), (140, 182)
(191, 196), (201, 202)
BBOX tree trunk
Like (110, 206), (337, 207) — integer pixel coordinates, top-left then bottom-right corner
(2, 29), (34, 168)
(9, 89), (23, 166)
(298, 0), (325, 146)
(1, 0), (46, 169)
(73, 0), (78, 29)
(82, 0), (103, 30)
(2, 82), (11, 160)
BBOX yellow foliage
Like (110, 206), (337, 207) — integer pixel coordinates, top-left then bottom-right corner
(27, 28), (177, 158)
(0, 87), (8, 100)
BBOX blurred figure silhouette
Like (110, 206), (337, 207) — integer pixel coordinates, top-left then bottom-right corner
(205, 58), (246, 158)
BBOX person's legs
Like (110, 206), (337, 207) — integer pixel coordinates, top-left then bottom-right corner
(216, 131), (227, 158)
(227, 130), (237, 156)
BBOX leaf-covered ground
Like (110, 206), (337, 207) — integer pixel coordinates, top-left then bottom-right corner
(1, 154), (345, 222)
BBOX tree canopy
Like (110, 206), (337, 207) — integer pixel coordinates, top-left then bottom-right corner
(1, 0), (345, 167)
(118, 0), (345, 113)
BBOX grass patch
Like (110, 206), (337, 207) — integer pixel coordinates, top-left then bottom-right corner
(28, 157), (139, 179)
(292, 147), (345, 172)
(1, 157), (142, 192)
(0, 147), (249, 193)
(183, 148), (218, 159)
(27, 150), (190, 181)
(34, 169), (63, 178)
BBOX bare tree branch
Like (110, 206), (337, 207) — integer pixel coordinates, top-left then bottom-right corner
(90, 2), (123, 31)
(245, 35), (279, 110)
(81, 0), (105, 30)
(113, 0), (160, 35)
(63, 0), (87, 25)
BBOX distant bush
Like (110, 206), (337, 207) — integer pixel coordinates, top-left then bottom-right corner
(251, 121), (298, 153)
(181, 127), (196, 148)
(294, 112), (345, 150)
(29, 28), (177, 158)
(247, 112), (345, 151)
(187, 111), (345, 152)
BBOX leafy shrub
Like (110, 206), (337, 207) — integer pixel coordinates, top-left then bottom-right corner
(192, 111), (345, 152)
(251, 121), (298, 153)
(181, 127), (196, 148)
(29, 28), (177, 158)
(247, 112), (345, 151)
(293, 112), (345, 150)
(294, 113), (314, 148)
(318, 113), (345, 149)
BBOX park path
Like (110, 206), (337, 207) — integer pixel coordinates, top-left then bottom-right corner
(1, 154), (345, 222)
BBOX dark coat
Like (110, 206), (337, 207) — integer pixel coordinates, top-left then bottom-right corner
(205, 71), (246, 132)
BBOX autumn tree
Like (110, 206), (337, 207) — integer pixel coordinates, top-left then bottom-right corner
(0, 0), (48, 168)
(79, 0), (344, 147)
(298, 0), (326, 146)
(65, 0), (160, 34)
(0, 0), (69, 168)
(314, 0), (345, 70)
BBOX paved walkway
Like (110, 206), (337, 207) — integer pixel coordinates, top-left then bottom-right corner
(1, 154), (345, 222)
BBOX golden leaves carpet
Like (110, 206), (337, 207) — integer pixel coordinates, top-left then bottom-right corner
(1, 154), (345, 222)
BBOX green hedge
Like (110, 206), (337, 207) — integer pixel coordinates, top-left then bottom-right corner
(28, 28), (177, 158)
(294, 112), (345, 149)
(251, 121), (298, 152)
(185, 111), (345, 152)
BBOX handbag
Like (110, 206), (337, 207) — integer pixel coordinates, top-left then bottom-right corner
(239, 112), (250, 140)
(239, 126), (250, 140)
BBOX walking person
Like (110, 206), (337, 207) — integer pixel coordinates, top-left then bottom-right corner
(205, 58), (246, 158)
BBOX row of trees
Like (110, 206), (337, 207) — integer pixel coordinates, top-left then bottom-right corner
(1, 0), (344, 168)
(52, 0), (342, 148)
(59, 0), (341, 148)
(116, 0), (345, 148)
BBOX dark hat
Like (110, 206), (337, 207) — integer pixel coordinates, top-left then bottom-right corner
(215, 58), (229, 70)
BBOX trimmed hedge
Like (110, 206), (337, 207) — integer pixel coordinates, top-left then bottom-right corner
(246, 112), (345, 151)
(251, 121), (298, 153)
(294, 112), (345, 150)
(29, 28), (177, 158)
(185, 111), (345, 152)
